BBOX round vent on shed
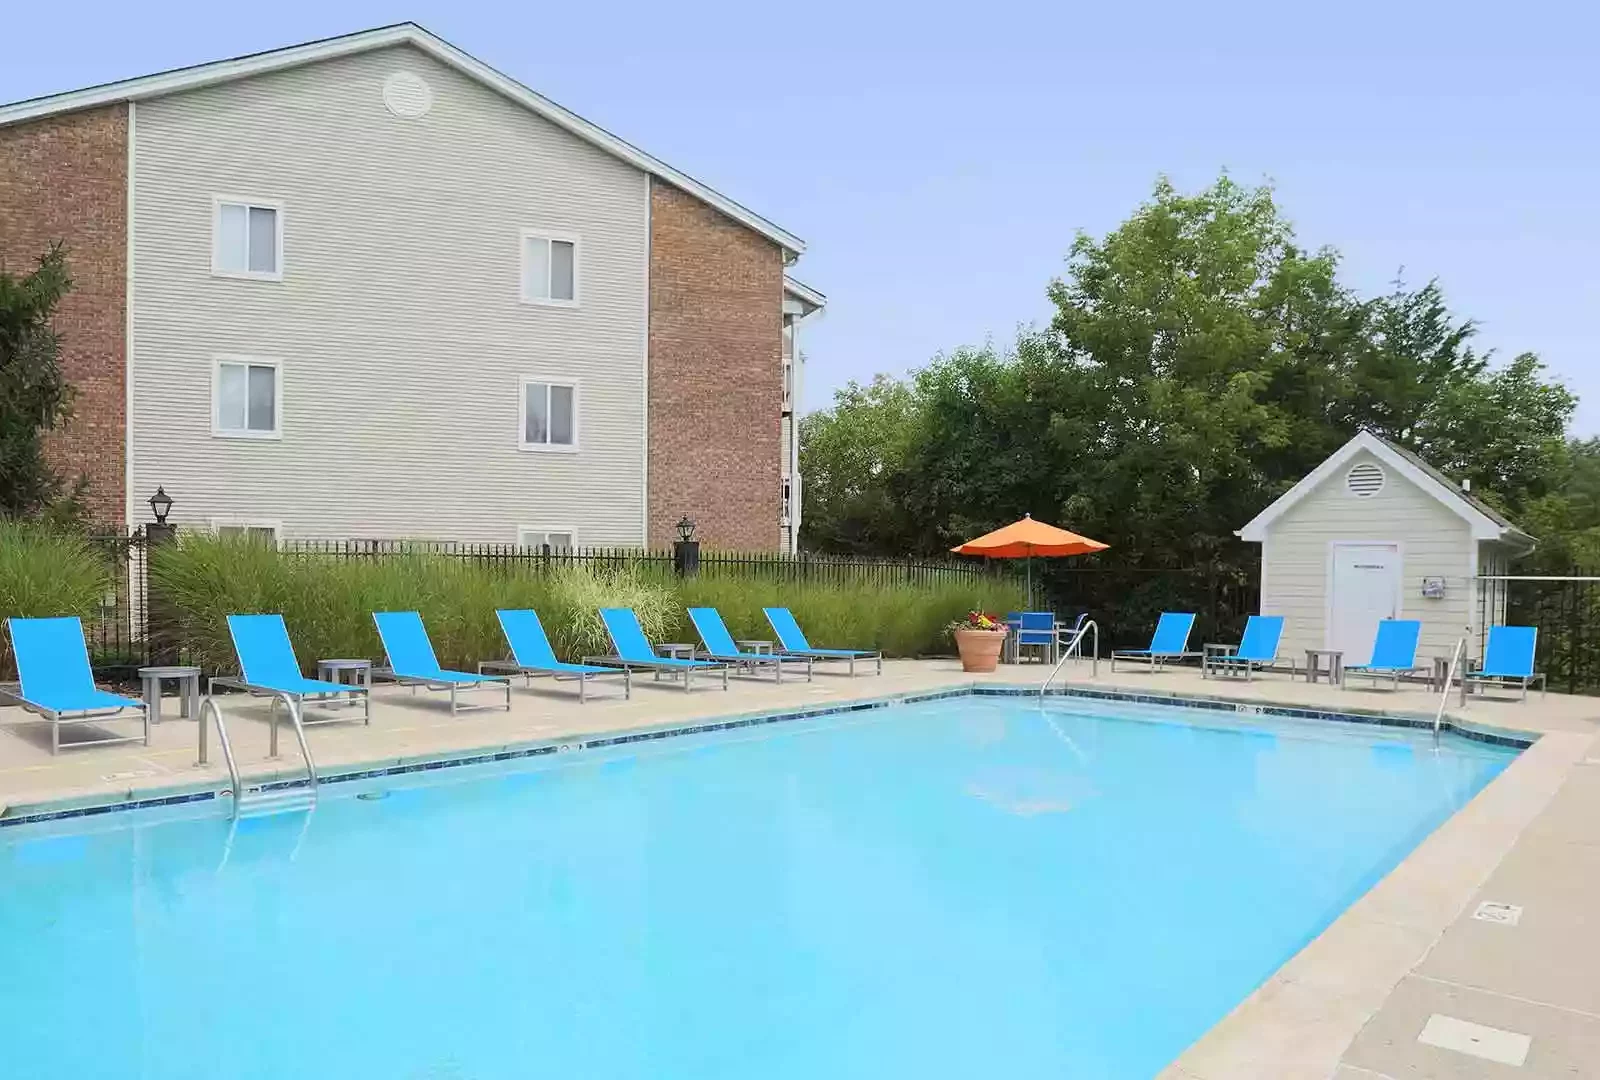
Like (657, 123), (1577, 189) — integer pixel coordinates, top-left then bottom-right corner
(1346, 462), (1385, 498)
(382, 72), (434, 118)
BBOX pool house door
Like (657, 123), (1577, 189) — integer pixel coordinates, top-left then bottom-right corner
(1326, 542), (1402, 666)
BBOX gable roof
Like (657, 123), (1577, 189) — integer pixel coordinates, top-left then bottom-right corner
(0, 23), (804, 260)
(783, 276), (826, 317)
(1236, 431), (1534, 548)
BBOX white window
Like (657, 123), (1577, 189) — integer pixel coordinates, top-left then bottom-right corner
(213, 198), (283, 280)
(780, 474), (793, 525)
(518, 528), (575, 551)
(211, 520), (280, 546)
(213, 356), (281, 439)
(519, 377), (578, 450)
(520, 231), (579, 305)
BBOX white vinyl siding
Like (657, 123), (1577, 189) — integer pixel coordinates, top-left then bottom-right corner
(129, 45), (648, 541)
(1258, 449), (1478, 664)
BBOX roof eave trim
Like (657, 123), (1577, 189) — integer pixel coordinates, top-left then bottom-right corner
(0, 23), (805, 259)
(1237, 431), (1506, 541)
(783, 275), (826, 315)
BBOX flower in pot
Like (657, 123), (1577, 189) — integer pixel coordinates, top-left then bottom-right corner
(949, 610), (1009, 673)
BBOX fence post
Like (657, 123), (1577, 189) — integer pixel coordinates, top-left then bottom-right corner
(145, 522), (178, 666)
(673, 539), (700, 578)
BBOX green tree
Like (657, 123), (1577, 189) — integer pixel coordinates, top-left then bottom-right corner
(0, 244), (83, 520)
(800, 174), (1580, 574)
(798, 374), (922, 553)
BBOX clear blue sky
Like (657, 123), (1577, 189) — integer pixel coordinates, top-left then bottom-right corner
(6, 2), (1597, 431)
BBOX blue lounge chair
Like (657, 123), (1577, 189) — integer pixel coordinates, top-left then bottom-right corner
(688, 607), (812, 683)
(1464, 625), (1545, 702)
(1344, 619), (1423, 690)
(5, 616), (148, 755)
(214, 613), (372, 726)
(1111, 612), (1197, 672)
(487, 609), (629, 702)
(373, 611), (511, 714)
(595, 608), (728, 692)
(762, 607), (883, 675)
(1202, 615), (1286, 681)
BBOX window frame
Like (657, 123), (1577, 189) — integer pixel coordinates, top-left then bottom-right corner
(518, 229), (581, 307)
(517, 375), (580, 453)
(211, 195), (285, 281)
(517, 527), (577, 551)
(212, 354), (284, 440)
(209, 518), (283, 547)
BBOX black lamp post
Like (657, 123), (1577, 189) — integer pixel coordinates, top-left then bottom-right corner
(147, 486), (174, 525)
(672, 515), (700, 577)
(145, 487), (177, 664)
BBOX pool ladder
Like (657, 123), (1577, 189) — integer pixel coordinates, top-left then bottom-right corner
(199, 692), (319, 820)
(1041, 620), (1099, 698)
(1433, 636), (1468, 739)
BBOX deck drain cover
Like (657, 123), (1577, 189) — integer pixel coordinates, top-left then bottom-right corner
(1472, 901), (1523, 926)
(1418, 1014), (1530, 1065)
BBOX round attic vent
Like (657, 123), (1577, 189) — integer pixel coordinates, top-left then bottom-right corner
(382, 72), (433, 118)
(1346, 461), (1385, 498)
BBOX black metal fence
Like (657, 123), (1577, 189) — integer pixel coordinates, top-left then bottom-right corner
(1491, 572), (1600, 695)
(276, 539), (991, 589)
(1034, 564), (1262, 653)
(84, 529), (150, 679)
(77, 537), (993, 677)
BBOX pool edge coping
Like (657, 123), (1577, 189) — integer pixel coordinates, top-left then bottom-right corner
(0, 679), (1538, 830)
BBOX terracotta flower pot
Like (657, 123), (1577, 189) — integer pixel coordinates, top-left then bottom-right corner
(955, 628), (1008, 673)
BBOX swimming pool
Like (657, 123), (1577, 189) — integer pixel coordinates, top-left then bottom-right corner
(0, 693), (1516, 1079)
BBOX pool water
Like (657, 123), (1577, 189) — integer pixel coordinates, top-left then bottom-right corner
(0, 694), (1516, 1079)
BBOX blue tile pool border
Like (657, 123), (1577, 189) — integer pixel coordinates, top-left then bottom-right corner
(0, 682), (1534, 829)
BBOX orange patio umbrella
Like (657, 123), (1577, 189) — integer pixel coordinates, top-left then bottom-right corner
(951, 514), (1109, 607)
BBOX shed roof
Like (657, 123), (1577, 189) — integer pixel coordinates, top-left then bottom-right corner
(1236, 431), (1534, 548)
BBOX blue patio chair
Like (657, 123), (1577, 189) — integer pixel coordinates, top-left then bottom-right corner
(1202, 615), (1286, 681)
(1464, 625), (1545, 702)
(1015, 611), (1058, 664)
(489, 609), (628, 702)
(597, 608), (728, 692)
(688, 607), (812, 684)
(214, 613), (372, 727)
(762, 607), (883, 676)
(5, 616), (148, 755)
(1343, 619), (1423, 691)
(373, 611), (510, 714)
(1110, 612), (1197, 672)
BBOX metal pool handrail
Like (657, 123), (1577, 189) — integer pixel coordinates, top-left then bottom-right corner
(1042, 620), (1098, 698)
(198, 691), (319, 817)
(1434, 636), (1467, 737)
(197, 696), (242, 805)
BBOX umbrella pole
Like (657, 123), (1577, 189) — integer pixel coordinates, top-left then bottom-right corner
(1026, 556), (1033, 609)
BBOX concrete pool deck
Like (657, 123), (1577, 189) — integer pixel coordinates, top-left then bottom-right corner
(2, 659), (1597, 1078)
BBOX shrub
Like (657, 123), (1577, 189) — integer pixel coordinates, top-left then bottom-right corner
(150, 536), (1025, 671)
(0, 520), (111, 621)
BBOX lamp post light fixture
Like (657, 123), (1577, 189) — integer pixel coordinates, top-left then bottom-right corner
(675, 515), (697, 544)
(147, 486), (174, 525)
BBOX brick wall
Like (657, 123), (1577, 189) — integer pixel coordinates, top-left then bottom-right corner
(0, 105), (128, 525)
(648, 180), (784, 549)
